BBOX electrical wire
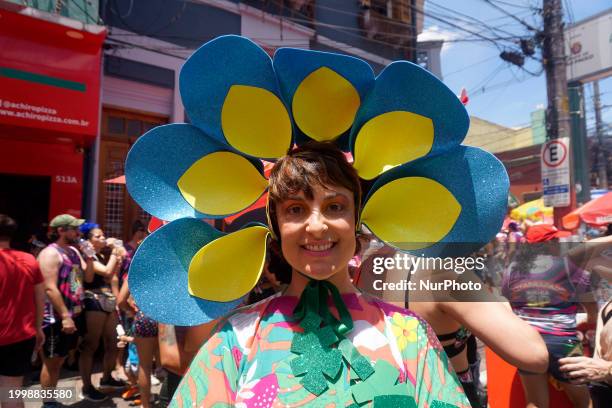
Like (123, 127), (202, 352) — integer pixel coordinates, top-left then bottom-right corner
(444, 55), (498, 77)
(469, 63), (505, 94)
(481, 0), (538, 31)
(489, 0), (539, 11)
(427, 0), (521, 39)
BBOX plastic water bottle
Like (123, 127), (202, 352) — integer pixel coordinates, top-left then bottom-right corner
(79, 238), (95, 258)
(116, 324), (127, 348)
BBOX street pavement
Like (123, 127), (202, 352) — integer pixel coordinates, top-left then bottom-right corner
(23, 370), (162, 408)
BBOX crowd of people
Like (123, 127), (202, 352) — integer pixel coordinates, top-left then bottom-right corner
(1, 192), (611, 407)
(0, 214), (162, 408)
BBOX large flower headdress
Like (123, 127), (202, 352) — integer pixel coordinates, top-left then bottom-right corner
(125, 35), (508, 326)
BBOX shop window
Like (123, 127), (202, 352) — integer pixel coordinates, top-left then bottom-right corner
(99, 108), (168, 240)
(104, 182), (125, 239)
(143, 121), (159, 132)
(103, 155), (126, 239)
(107, 116), (125, 134)
(127, 119), (142, 137)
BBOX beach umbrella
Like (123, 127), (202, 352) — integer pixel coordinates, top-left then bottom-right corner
(562, 192), (612, 230)
(510, 198), (553, 221)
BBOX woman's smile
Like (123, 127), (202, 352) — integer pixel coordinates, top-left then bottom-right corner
(301, 240), (337, 256)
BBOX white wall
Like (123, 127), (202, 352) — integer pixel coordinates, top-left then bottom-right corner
(102, 76), (174, 117)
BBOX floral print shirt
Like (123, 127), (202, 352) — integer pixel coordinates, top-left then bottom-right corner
(171, 292), (469, 408)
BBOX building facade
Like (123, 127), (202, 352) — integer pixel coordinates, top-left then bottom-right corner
(0, 1), (105, 249)
(93, 0), (434, 239)
(1, 1), (438, 243)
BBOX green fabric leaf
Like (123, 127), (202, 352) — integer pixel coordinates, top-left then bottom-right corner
(373, 395), (417, 407)
(351, 360), (411, 404)
(430, 401), (460, 408)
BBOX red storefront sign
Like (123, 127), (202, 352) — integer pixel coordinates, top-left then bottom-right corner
(0, 6), (106, 142)
(0, 136), (83, 218)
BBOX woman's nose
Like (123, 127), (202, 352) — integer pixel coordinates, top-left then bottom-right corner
(305, 212), (328, 235)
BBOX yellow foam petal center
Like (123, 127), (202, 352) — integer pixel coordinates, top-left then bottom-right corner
(353, 111), (434, 180)
(221, 85), (292, 158)
(188, 226), (269, 302)
(177, 151), (268, 216)
(361, 177), (460, 250)
(292, 67), (360, 142)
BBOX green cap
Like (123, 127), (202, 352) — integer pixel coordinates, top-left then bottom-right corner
(50, 214), (85, 228)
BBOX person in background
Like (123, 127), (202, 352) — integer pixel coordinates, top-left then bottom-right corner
(156, 322), (218, 406)
(362, 246), (549, 408)
(78, 223), (126, 402)
(120, 220), (148, 288)
(38, 214), (93, 408)
(560, 297), (612, 407)
(502, 224), (611, 408)
(117, 277), (158, 408)
(0, 215), (46, 408)
(116, 220), (148, 379)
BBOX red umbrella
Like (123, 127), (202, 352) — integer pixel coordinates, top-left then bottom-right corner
(103, 175), (126, 184)
(148, 216), (165, 233)
(562, 192), (612, 230)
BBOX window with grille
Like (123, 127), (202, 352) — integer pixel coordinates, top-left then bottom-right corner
(99, 108), (167, 240)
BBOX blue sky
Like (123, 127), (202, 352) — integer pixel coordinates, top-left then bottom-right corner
(420, 0), (611, 131)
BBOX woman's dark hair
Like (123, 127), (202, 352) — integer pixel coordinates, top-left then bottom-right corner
(0, 214), (18, 241)
(267, 239), (293, 284)
(132, 220), (147, 236)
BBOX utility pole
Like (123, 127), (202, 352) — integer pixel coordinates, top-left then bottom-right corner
(409, 0), (418, 63)
(593, 80), (608, 190)
(542, 0), (575, 227)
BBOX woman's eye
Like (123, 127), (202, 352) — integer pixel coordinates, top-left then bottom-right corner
(286, 205), (303, 215)
(327, 203), (344, 212)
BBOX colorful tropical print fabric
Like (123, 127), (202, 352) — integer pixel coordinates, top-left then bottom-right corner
(170, 293), (469, 408)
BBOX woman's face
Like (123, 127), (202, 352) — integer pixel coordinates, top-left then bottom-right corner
(89, 228), (106, 251)
(276, 183), (356, 280)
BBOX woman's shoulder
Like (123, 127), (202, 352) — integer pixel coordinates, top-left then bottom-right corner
(211, 292), (288, 338)
(360, 293), (443, 348)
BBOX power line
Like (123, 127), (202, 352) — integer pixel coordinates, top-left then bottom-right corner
(469, 63), (506, 94)
(489, 0), (539, 11)
(482, 0), (538, 31)
(444, 55), (498, 77)
(427, 0), (522, 40)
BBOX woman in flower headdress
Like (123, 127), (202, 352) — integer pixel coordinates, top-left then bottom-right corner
(167, 142), (470, 407)
(123, 35), (511, 407)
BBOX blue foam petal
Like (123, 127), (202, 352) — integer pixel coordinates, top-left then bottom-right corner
(180, 35), (288, 157)
(273, 48), (375, 150)
(128, 218), (243, 326)
(126, 124), (264, 221)
(364, 146), (509, 257)
(125, 123), (229, 221)
(350, 61), (469, 160)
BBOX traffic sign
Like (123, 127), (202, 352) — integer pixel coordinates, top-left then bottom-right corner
(541, 137), (571, 207)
